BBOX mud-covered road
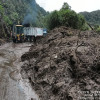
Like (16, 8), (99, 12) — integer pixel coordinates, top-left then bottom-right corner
(0, 43), (39, 100)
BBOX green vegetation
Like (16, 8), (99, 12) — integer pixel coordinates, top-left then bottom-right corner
(40, 2), (87, 30)
(80, 10), (100, 25)
(0, 0), (47, 38)
(0, 1), (90, 38)
(94, 25), (100, 33)
(80, 10), (100, 31)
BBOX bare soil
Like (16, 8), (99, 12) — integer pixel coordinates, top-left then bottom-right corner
(21, 26), (100, 100)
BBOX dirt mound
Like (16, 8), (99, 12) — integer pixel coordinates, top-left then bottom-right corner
(21, 26), (100, 100)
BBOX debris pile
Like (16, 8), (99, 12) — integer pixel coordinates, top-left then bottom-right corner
(21, 26), (100, 100)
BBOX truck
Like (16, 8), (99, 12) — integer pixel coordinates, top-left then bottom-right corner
(12, 25), (47, 43)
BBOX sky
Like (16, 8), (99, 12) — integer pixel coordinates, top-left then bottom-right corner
(36, 0), (100, 13)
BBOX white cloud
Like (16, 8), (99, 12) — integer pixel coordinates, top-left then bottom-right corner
(36, 0), (66, 11)
(36, 0), (100, 12)
(67, 0), (100, 12)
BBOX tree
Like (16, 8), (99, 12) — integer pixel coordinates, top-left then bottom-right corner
(62, 2), (71, 10)
(43, 2), (87, 30)
(80, 10), (100, 25)
(0, 4), (4, 17)
(46, 10), (60, 30)
(0, 0), (47, 38)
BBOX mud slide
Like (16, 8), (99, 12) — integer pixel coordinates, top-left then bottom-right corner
(0, 43), (39, 100)
(21, 26), (100, 100)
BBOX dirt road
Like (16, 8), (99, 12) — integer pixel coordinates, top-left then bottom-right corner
(0, 43), (39, 100)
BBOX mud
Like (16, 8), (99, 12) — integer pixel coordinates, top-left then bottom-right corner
(0, 39), (6, 46)
(0, 43), (39, 100)
(21, 26), (100, 100)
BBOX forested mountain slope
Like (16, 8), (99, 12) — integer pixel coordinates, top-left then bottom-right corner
(80, 10), (100, 25)
(0, 0), (47, 37)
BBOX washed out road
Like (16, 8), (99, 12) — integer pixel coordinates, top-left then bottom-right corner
(0, 43), (39, 100)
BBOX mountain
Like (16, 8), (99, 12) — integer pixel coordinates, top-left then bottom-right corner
(0, 0), (47, 37)
(1, 0), (47, 25)
(80, 10), (100, 25)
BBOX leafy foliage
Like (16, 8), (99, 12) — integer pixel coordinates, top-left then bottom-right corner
(94, 25), (100, 33)
(46, 11), (60, 29)
(43, 3), (87, 30)
(0, 0), (47, 37)
(61, 2), (71, 10)
(0, 4), (4, 15)
(80, 10), (100, 25)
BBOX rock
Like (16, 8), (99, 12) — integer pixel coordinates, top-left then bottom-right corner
(56, 82), (65, 87)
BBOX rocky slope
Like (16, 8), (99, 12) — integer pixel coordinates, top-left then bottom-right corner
(21, 26), (100, 100)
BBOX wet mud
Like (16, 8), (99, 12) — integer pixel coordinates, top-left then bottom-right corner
(0, 43), (39, 100)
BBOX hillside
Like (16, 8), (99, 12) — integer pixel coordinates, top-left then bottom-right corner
(80, 10), (100, 25)
(0, 0), (47, 37)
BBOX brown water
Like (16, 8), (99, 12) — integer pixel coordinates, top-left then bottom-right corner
(0, 43), (39, 100)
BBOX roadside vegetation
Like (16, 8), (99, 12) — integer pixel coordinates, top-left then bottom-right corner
(0, 0), (47, 38)
(38, 3), (89, 30)
(80, 10), (100, 32)
(1, 0), (100, 39)
(80, 10), (100, 25)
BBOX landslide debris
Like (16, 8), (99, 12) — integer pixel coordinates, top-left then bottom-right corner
(21, 26), (100, 100)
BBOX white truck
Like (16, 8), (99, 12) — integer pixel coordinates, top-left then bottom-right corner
(12, 25), (47, 43)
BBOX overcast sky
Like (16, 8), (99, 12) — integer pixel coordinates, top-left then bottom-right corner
(36, 0), (100, 13)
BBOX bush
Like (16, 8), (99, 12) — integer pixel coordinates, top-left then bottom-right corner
(44, 2), (87, 30)
(46, 11), (60, 30)
(96, 27), (100, 32)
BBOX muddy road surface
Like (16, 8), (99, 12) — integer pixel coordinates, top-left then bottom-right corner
(0, 43), (39, 100)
